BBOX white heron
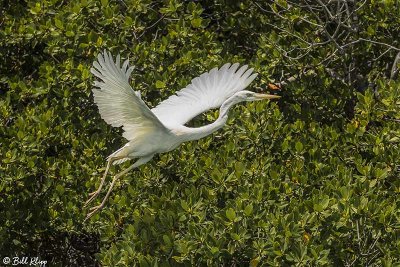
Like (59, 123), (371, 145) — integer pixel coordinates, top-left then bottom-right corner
(84, 51), (280, 221)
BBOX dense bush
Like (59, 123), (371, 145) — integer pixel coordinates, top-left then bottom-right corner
(1, 0), (399, 266)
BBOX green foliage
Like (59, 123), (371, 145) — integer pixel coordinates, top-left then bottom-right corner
(1, 0), (399, 266)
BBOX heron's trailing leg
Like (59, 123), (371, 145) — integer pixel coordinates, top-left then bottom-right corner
(84, 156), (124, 208)
(84, 155), (153, 221)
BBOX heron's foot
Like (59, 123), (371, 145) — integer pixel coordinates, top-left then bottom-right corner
(84, 204), (104, 222)
(83, 190), (101, 208)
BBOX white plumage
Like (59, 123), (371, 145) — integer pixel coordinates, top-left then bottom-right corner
(152, 63), (257, 127)
(91, 52), (168, 144)
(84, 50), (280, 221)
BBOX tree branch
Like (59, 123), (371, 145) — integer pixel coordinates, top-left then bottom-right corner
(390, 51), (400, 80)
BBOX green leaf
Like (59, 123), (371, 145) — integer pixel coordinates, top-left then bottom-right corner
(369, 179), (377, 188)
(210, 246), (219, 254)
(367, 25), (375, 35)
(163, 235), (171, 246)
(244, 204), (253, 216)
(230, 233), (240, 240)
(55, 19), (63, 29)
(375, 168), (389, 180)
(295, 141), (303, 152)
(56, 185), (65, 195)
(155, 80), (166, 88)
(226, 208), (236, 221)
(66, 31), (75, 37)
(180, 200), (189, 211)
(178, 214), (187, 222)
(314, 196), (329, 212)
(191, 18), (202, 28)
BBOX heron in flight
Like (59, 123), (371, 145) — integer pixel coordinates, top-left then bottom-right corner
(84, 51), (280, 221)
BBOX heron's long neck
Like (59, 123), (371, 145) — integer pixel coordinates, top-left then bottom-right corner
(183, 96), (239, 141)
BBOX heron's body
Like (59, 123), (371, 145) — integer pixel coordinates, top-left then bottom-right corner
(84, 51), (280, 221)
(108, 122), (223, 164)
(112, 109), (229, 160)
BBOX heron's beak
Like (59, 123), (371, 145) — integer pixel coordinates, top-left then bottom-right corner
(254, 93), (281, 100)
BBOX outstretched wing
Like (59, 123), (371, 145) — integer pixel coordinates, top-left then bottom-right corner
(151, 63), (257, 127)
(91, 51), (168, 141)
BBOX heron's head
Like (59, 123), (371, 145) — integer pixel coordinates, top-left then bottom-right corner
(220, 90), (281, 119)
(235, 90), (281, 102)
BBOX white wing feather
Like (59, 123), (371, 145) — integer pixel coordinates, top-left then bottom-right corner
(91, 51), (167, 142)
(151, 63), (258, 126)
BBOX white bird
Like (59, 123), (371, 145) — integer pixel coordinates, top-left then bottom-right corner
(84, 51), (280, 221)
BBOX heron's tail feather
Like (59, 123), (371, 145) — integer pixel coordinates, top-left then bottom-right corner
(107, 145), (132, 165)
(112, 157), (130, 165)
